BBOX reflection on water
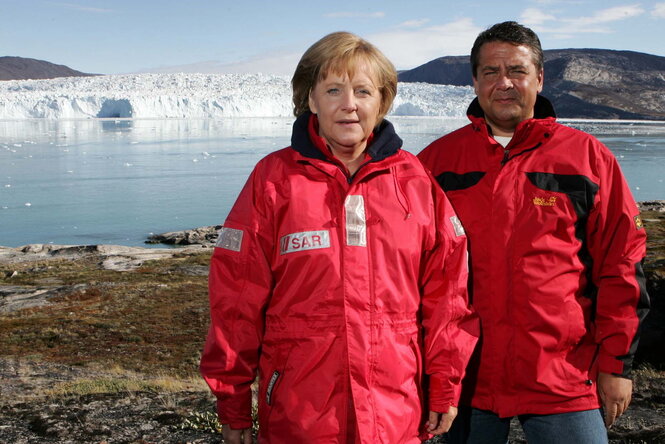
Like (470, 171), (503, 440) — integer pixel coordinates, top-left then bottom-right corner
(0, 117), (663, 247)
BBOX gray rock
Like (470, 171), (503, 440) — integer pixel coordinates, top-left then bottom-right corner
(638, 200), (665, 213)
(146, 225), (221, 246)
(0, 284), (87, 313)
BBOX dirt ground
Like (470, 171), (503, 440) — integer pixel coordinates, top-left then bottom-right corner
(0, 204), (663, 443)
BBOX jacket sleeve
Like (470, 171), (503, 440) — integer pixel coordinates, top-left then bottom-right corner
(199, 162), (274, 428)
(420, 182), (480, 412)
(587, 143), (649, 378)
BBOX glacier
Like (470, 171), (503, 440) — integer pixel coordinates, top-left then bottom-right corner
(0, 73), (475, 120)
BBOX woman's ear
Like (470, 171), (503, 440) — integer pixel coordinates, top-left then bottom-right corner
(308, 90), (317, 114)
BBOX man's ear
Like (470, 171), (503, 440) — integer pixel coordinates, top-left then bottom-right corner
(537, 68), (544, 93)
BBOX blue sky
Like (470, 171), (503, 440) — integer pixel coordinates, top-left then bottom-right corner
(2, 0), (665, 75)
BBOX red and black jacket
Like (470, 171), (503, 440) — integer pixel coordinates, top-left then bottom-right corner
(418, 96), (649, 417)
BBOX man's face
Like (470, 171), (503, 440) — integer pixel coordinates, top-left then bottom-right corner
(473, 41), (543, 136)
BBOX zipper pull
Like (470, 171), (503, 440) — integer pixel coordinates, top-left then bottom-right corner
(501, 150), (510, 165)
(266, 371), (280, 405)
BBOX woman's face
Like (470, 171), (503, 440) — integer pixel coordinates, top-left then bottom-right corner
(308, 62), (382, 158)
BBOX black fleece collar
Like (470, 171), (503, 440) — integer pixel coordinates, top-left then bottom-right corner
(467, 94), (557, 120)
(290, 112), (403, 163)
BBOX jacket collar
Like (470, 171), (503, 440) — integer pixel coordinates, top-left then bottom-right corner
(290, 112), (403, 163)
(467, 95), (557, 158)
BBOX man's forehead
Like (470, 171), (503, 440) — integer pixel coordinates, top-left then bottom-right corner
(478, 42), (538, 65)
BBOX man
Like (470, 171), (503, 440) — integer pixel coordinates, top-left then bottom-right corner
(418, 21), (649, 443)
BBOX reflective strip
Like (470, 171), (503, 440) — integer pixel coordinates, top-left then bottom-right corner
(215, 227), (243, 251)
(345, 195), (367, 247)
(280, 230), (330, 255)
(450, 215), (465, 237)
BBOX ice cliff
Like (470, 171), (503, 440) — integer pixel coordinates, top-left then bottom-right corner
(0, 73), (475, 119)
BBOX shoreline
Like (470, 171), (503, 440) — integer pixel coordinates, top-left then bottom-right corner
(1, 200), (663, 256)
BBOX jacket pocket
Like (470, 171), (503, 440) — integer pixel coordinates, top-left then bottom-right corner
(258, 342), (292, 437)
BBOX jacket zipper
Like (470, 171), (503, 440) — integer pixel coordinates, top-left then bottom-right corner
(501, 142), (542, 166)
(585, 345), (601, 386)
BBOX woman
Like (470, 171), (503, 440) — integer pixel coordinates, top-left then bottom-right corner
(200, 32), (478, 444)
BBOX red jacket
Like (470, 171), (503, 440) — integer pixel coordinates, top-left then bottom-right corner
(200, 113), (479, 443)
(418, 96), (649, 418)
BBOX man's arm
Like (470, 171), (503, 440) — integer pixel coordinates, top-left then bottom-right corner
(586, 143), (649, 424)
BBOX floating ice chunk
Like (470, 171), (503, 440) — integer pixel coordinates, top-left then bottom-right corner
(124, 163), (133, 167)
(24, 202), (32, 206)
(4, 184), (10, 188)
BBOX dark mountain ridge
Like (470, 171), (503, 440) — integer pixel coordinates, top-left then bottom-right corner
(0, 56), (95, 81)
(398, 48), (665, 120)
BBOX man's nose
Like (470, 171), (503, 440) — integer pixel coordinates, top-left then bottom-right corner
(496, 74), (514, 89)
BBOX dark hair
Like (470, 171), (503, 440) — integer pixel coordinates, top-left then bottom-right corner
(291, 31), (397, 121)
(470, 21), (543, 78)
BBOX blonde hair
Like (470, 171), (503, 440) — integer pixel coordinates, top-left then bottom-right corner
(291, 31), (397, 122)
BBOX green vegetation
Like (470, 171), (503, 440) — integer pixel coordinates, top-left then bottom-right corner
(0, 251), (212, 377)
(45, 374), (206, 398)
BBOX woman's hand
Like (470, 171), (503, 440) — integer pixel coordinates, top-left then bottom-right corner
(427, 405), (458, 435)
(222, 425), (253, 444)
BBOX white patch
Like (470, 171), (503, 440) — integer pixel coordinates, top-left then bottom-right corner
(215, 227), (243, 252)
(345, 195), (367, 247)
(450, 216), (465, 237)
(280, 230), (331, 255)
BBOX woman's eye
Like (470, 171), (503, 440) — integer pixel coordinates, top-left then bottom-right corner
(356, 89), (371, 96)
(326, 88), (340, 95)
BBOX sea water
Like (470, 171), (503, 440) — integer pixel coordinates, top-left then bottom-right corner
(1, 117), (664, 247)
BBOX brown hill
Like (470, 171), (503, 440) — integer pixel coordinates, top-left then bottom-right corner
(398, 49), (665, 120)
(0, 56), (96, 81)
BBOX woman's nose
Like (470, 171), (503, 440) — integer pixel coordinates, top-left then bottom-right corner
(341, 91), (358, 111)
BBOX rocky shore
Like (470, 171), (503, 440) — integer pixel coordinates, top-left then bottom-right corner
(0, 201), (663, 443)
